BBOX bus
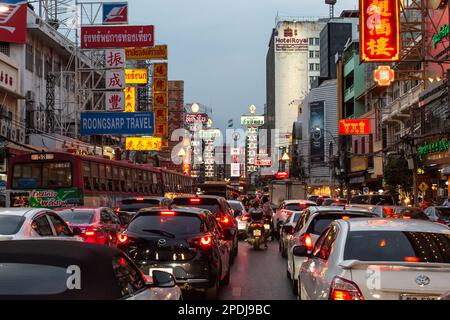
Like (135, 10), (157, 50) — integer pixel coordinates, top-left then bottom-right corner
(6, 152), (194, 209)
(197, 181), (241, 200)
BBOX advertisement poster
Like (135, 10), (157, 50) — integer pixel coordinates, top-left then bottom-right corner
(29, 189), (83, 209)
(309, 101), (325, 163)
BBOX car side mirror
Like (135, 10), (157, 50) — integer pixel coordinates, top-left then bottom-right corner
(151, 271), (176, 288)
(292, 245), (310, 257)
(72, 227), (82, 236)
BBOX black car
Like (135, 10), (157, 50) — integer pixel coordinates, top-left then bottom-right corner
(117, 207), (231, 299)
(171, 196), (239, 264)
(0, 240), (178, 300)
(116, 196), (172, 225)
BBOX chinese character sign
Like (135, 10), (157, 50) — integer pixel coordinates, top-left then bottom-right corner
(360, 0), (400, 62)
(373, 65), (395, 86)
(105, 49), (125, 68)
(338, 119), (371, 135)
(106, 70), (125, 89)
(105, 92), (125, 111)
(124, 87), (136, 112)
(125, 137), (162, 151)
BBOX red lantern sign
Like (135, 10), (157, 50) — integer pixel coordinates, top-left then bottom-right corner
(373, 65), (395, 86)
(338, 119), (371, 135)
(275, 171), (289, 179)
(360, 0), (400, 62)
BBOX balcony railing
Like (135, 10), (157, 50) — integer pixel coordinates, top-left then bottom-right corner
(382, 84), (421, 122)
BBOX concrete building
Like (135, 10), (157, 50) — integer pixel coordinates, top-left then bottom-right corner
(266, 17), (327, 158)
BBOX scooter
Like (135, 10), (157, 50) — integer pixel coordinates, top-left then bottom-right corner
(246, 219), (268, 250)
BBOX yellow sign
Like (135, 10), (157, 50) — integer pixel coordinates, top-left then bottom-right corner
(153, 63), (168, 78)
(418, 182), (429, 193)
(125, 69), (148, 84)
(124, 87), (136, 112)
(126, 137), (162, 151)
(125, 45), (168, 60)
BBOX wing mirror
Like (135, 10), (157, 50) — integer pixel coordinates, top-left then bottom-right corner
(149, 271), (176, 288)
(292, 245), (311, 258)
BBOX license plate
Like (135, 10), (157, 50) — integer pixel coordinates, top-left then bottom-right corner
(253, 229), (262, 237)
(264, 224), (271, 230)
(400, 294), (439, 301)
(149, 268), (173, 276)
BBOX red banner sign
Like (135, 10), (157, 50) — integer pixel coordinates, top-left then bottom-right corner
(360, 0), (400, 62)
(184, 113), (209, 124)
(276, 171), (289, 179)
(0, 1), (27, 44)
(339, 119), (371, 135)
(80, 25), (154, 49)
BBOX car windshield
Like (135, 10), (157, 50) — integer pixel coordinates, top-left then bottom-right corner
(436, 207), (450, 219)
(128, 213), (202, 236)
(285, 203), (311, 211)
(58, 210), (95, 224)
(0, 215), (25, 235)
(344, 231), (450, 263)
(308, 213), (370, 235)
(228, 202), (244, 212)
(119, 199), (161, 212)
(172, 198), (221, 214)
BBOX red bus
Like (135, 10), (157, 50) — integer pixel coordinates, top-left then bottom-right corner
(6, 152), (194, 208)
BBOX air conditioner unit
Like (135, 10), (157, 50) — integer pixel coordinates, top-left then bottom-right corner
(18, 130), (25, 144)
(26, 91), (35, 102)
(10, 129), (16, 142)
(0, 120), (7, 137)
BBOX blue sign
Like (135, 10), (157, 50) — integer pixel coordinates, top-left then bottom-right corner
(103, 2), (128, 25)
(80, 112), (154, 135)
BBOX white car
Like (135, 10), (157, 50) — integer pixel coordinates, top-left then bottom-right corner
(286, 206), (374, 295)
(228, 200), (249, 238)
(0, 208), (82, 241)
(298, 218), (450, 300)
(274, 200), (317, 236)
(279, 211), (304, 258)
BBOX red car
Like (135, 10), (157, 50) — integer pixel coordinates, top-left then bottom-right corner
(57, 207), (123, 246)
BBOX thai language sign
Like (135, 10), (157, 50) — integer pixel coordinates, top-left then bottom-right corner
(338, 119), (371, 135)
(80, 112), (154, 135)
(125, 45), (168, 60)
(80, 25), (154, 49)
(29, 189), (83, 209)
(125, 69), (148, 84)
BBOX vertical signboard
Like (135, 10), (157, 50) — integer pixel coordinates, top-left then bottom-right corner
(152, 63), (169, 143)
(0, 0), (27, 44)
(124, 87), (136, 112)
(105, 92), (125, 111)
(360, 0), (400, 62)
(309, 101), (325, 163)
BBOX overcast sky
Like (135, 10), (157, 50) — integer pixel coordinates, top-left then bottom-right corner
(130, 0), (358, 131)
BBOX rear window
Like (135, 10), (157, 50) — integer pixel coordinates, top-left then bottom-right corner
(128, 213), (203, 236)
(370, 196), (394, 205)
(0, 263), (69, 295)
(344, 231), (450, 263)
(228, 202), (244, 212)
(0, 215), (25, 235)
(308, 213), (370, 235)
(436, 207), (450, 219)
(119, 199), (161, 213)
(172, 198), (221, 214)
(285, 203), (311, 211)
(58, 210), (95, 224)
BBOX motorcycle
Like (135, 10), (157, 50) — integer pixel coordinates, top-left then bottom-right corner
(246, 218), (268, 250)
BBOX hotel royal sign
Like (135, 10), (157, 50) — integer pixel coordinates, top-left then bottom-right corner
(360, 0), (400, 62)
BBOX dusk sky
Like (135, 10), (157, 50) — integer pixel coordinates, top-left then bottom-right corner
(130, 0), (358, 131)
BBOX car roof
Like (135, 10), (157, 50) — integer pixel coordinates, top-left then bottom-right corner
(283, 200), (316, 205)
(0, 208), (47, 217)
(121, 196), (166, 201)
(138, 206), (211, 216)
(342, 218), (450, 233)
(309, 206), (371, 214)
(174, 195), (225, 200)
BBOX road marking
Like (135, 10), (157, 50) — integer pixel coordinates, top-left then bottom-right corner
(232, 287), (242, 298)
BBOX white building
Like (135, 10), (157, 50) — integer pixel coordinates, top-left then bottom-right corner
(266, 18), (327, 155)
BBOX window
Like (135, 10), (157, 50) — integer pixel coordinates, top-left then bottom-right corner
(315, 38), (320, 46)
(309, 63), (314, 71)
(315, 51), (320, 58)
(0, 215), (25, 235)
(315, 63), (320, 71)
(31, 215), (53, 236)
(0, 42), (10, 56)
(91, 163), (99, 190)
(26, 44), (34, 72)
(112, 255), (146, 298)
(83, 162), (91, 190)
(58, 210), (95, 225)
(128, 213), (203, 235)
(312, 225), (338, 260)
(101, 210), (112, 224)
(48, 214), (72, 237)
(354, 140), (359, 154)
(12, 162), (72, 189)
(309, 38), (314, 45)
(309, 51), (314, 58)
(36, 50), (43, 78)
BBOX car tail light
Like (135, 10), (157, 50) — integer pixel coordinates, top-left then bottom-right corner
(218, 216), (231, 226)
(136, 198), (144, 201)
(189, 198), (201, 204)
(160, 211), (175, 216)
(83, 227), (97, 237)
(404, 256), (420, 262)
(304, 233), (314, 251)
(281, 210), (289, 216)
(200, 236), (212, 246)
(189, 235), (213, 250)
(329, 277), (364, 300)
(118, 234), (128, 244)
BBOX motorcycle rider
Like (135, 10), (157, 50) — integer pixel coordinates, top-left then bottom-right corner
(248, 200), (268, 248)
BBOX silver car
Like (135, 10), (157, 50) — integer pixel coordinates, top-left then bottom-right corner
(0, 208), (82, 241)
(228, 200), (250, 238)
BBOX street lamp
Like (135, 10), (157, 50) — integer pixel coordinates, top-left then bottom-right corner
(191, 103), (200, 113)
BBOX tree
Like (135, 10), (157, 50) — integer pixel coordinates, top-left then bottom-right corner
(383, 158), (413, 195)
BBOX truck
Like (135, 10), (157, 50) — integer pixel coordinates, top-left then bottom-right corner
(269, 180), (308, 207)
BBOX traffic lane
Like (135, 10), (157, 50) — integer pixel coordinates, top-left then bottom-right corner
(182, 240), (296, 300)
(219, 239), (296, 300)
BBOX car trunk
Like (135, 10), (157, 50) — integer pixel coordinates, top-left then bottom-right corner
(341, 261), (450, 299)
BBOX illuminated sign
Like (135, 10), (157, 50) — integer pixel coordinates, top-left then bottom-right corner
(373, 65), (395, 86)
(360, 0), (400, 62)
(124, 87), (136, 112)
(126, 45), (168, 60)
(433, 24), (449, 48)
(418, 139), (449, 160)
(338, 119), (371, 135)
(275, 171), (289, 179)
(125, 69), (148, 84)
(255, 159), (272, 167)
(125, 137), (162, 151)
(31, 154), (55, 161)
(241, 116), (265, 127)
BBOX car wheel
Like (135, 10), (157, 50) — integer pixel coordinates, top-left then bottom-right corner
(205, 280), (219, 300)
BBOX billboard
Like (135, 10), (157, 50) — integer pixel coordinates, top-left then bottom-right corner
(184, 113), (209, 124)
(124, 87), (136, 112)
(125, 137), (162, 151)
(241, 115), (265, 127)
(80, 112), (154, 135)
(0, 0), (27, 44)
(338, 119), (371, 135)
(105, 92), (125, 111)
(275, 24), (309, 52)
(309, 101), (325, 163)
(125, 69), (148, 84)
(126, 45), (168, 60)
(360, 0), (400, 62)
(103, 2), (128, 25)
(80, 25), (154, 49)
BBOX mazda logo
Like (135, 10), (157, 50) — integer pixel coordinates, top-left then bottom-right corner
(415, 275), (431, 287)
(157, 239), (167, 247)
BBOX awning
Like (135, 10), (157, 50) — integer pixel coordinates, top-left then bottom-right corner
(0, 88), (25, 100)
